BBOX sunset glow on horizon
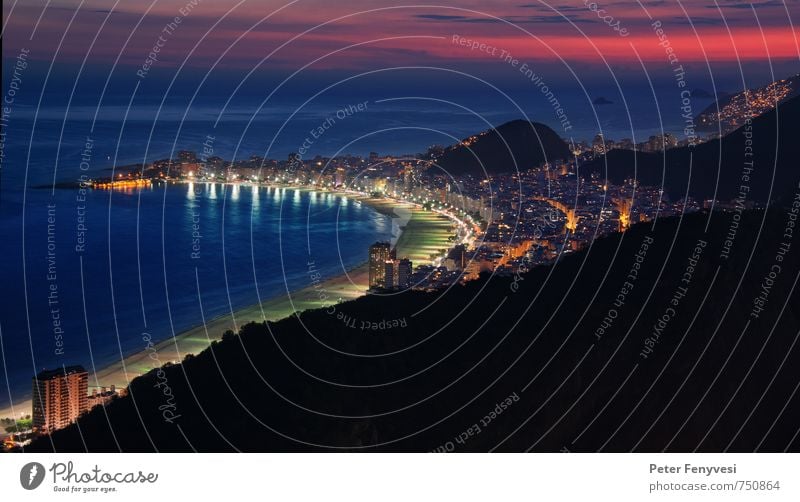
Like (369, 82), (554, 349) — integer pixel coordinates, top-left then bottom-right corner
(4, 0), (798, 73)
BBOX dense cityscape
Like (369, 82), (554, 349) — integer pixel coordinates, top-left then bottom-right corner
(8, 131), (730, 450)
(89, 135), (719, 284)
(3, 0), (799, 474)
(695, 73), (800, 136)
(7, 90), (775, 448)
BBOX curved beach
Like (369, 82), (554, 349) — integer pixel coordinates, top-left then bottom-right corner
(0, 196), (456, 421)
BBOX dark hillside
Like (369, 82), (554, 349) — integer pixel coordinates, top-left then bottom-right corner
(26, 204), (800, 452)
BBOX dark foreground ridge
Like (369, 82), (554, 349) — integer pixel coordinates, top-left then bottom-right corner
(25, 204), (800, 452)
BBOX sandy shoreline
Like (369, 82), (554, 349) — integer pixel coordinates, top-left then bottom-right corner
(0, 194), (456, 420)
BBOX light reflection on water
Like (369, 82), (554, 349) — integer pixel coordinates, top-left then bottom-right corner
(0, 184), (392, 409)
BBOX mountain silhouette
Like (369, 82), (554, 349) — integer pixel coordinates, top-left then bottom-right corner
(432, 120), (571, 177)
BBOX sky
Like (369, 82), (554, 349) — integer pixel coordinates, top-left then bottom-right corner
(1, 0), (798, 117)
(4, 1), (798, 71)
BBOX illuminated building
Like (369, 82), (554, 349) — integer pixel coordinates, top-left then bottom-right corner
(398, 258), (413, 289)
(540, 198), (578, 233)
(32, 366), (88, 433)
(369, 242), (392, 289)
(592, 134), (606, 155)
(403, 164), (415, 190)
(88, 386), (118, 409)
(91, 178), (151, 190)
(444, 245), (467, 271)
(614, 198), (632, 231)
(384, 260), (396, 289)
(178, 150), (197, 163)
(335, 167), (346, 187)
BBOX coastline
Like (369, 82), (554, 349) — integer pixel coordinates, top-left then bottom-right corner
(0, 194), (456, 421)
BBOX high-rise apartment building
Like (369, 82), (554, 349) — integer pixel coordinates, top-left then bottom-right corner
(369, 241), (392, 289)
(397, 258), (413, 289)
(384, 260), (396, 290)
(32, 365), (88, 433)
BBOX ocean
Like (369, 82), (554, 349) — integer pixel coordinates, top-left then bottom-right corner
(0, 89), (698, 411)
(0, 179), (393, 412)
